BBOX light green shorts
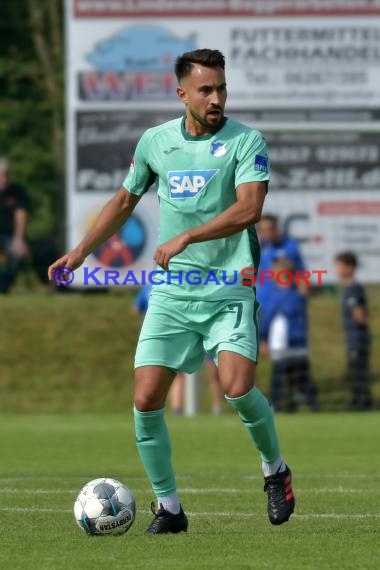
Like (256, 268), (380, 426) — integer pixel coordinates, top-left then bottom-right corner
(134, 291), (260, 373)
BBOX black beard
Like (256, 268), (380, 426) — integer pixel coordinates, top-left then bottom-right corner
(189, 108), (224, 131)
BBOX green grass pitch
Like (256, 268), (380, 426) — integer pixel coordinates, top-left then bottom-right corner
(1, 413), (379, 569)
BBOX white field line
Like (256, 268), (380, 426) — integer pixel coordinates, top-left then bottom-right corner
(181, 512), (380, 520)
(1, 473), (380, 483)
(0, 506), (379, 520)
(244, 474), (380, 480)
(180, 487), (380, 494)
(2, 487), (379, 495)
(0, 475), (194, 482)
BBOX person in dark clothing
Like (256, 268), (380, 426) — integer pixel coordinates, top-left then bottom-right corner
(335, 252), (372, 411)
(260, 258), (318, 412)
(0, 157), (30, 293)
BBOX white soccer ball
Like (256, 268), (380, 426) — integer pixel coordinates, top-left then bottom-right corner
(74, 478), (136, 536)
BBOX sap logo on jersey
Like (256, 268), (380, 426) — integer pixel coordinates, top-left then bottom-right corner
(168, 170), (219, 198)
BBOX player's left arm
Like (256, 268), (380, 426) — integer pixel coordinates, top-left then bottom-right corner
(154, 181), (266, 270)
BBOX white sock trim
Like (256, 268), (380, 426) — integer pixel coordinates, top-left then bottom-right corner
(262, 457), (286, 477)
(157, 492), (180, 515)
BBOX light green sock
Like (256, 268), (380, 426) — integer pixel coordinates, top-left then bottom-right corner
(134, 406), (176, 497)
(226, 387), (281, 463)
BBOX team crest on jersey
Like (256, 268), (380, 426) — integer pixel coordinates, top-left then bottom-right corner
(210, 141), (227, 158)
(168, 169), (219, 198)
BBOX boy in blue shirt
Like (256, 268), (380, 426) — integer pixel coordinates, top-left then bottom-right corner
(261, 258), (318, 412)
(257, 214), (307, 312)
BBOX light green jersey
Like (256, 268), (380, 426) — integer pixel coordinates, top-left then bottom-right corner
(123, 116), (270, 300)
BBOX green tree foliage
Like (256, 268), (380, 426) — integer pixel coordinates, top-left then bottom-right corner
(0, 0), (64, 240)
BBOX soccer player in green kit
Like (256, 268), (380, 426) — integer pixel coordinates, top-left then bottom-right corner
(49, 49), (295, 534)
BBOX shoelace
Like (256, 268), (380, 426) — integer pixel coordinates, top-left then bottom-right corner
(264, 474), (286, 500)
(150, 501), (166, 517)
(146, 502), (168, 533)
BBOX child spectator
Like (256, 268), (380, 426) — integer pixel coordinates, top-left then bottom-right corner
(335, 252), (373, 411)
(260, 258), (319, 412)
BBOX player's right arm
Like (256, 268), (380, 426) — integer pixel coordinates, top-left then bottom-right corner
(48, 189), (141, 279)
(48, 131), (154, 280)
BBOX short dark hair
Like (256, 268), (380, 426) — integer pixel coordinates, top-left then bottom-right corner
(260, 213), (278, 226)
(335, 251), (358, 268)
(175, 49), (225, 82)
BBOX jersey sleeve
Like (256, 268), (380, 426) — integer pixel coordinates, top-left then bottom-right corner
(235, 130), (270, 188)
(123, 131), (155, 196)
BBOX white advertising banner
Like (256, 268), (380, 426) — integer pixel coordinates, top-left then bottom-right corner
(263, 190), (380, 284)
(66, 0), (380, 285)
(68, 6), (380, 109)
